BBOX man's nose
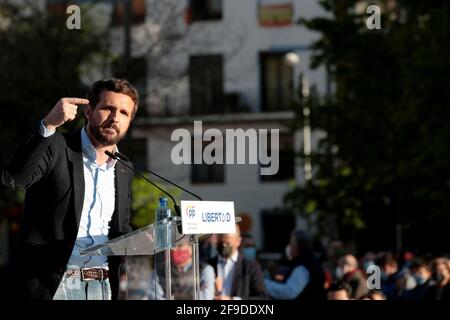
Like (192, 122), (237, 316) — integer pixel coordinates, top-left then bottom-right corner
(109, 109), (119, 122)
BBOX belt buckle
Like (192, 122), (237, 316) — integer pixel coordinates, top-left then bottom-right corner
(81, 268), (94, 281)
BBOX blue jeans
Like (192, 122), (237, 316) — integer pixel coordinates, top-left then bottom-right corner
(53, 269), (111, 300)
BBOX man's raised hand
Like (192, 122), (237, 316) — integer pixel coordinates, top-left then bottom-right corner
(43, 98), (89, 131)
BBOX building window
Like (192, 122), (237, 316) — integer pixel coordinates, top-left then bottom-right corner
(189, 54), (224, 115)
(191, 140), (225, 184)
(112, 0), (146, 25)
(188, 0), (222, 23)
(258, 0), (293, 27)
(260, 51), (294, 112)
(260, 134), (294, 182)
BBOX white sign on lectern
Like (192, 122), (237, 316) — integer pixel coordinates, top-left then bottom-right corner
(180, 201), (236, 234)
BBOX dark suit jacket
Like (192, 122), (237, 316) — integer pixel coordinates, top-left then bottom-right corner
(1, 124), (133, 300)
(208, 254), (267, 300)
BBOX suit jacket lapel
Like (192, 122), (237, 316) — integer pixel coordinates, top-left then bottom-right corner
(64, 129), (85, 230)
(64, 128), (131, 239)
(112, 160), (128, 236)
(231, 254), (243, 296)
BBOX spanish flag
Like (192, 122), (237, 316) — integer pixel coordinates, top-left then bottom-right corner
(259, 0), (293, 27)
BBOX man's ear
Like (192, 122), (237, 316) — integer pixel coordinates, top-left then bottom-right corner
(236, 236), (242, 248)
(84, 104), (92, 118)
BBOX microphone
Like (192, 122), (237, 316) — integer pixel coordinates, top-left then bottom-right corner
(114, 151), (202, 201)
(109, 151), (214, 301)
(105, 150), (182, 221)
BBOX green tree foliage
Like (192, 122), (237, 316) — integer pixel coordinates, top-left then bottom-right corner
(0, 1), (109, 162)
(131, 175), (181, 229)
(0, 1), (108, 210)
(285, 0), (450, 253)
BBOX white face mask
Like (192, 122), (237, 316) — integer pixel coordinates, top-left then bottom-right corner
(335, 267), (344, 280)
(285, 245), (293, 261)
(119, 280), (127, 292)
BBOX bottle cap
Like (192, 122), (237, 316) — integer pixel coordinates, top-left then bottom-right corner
(159, 197), (168, 207)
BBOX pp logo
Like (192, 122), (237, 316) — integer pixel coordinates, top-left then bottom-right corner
(185, 205), (196, 219)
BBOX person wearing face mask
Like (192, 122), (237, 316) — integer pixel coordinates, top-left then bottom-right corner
(423, 257), (450, 301)
(269, 244), (294, 283)
(264, 229), (327, 300)
(208, 224), (267, 300)
(400, 258), (432, 301)
(241, 233), (257, 261)
(377, 253), (404, 300)
(149, 241), (215, 300)
(335, 254), (369, 299)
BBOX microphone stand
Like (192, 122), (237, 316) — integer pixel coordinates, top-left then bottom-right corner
(106, 150), (179, 299)
(105, 151), (181, 218)
(107, 151), (203, 300)
(114, 151), (203, 201)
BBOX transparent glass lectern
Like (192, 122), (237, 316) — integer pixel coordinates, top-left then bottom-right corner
(81, 217), (202, 300)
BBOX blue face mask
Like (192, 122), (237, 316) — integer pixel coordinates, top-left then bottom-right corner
(335, 267), (344, 280)
(433, 273), (444, 283)
(414, 274), (426, 286)
(242, 247), (257, 261)
(208, 246), (218, 259)
(364, 260), (375, 271)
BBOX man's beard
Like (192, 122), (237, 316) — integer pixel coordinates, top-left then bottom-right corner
(89, 121), (124, 146)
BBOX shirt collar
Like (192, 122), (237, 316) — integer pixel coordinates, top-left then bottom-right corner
(81, 126), (118, 168)
(219, 251), (239, 264)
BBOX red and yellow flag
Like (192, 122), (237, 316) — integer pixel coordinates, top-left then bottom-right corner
(259, 0), (293, 27)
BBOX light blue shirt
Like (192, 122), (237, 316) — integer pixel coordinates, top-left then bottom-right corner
(39, 120), (56, 137)
(196, 263), (216, 300)
(264, 265), (310, 300)
(39, 122), (117, 269)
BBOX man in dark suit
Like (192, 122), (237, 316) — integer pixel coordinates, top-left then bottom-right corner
(1, 78), (138, 300)
(208, 225), (267, 300)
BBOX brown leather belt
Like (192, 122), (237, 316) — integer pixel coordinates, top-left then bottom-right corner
(65, 268), (109, 281)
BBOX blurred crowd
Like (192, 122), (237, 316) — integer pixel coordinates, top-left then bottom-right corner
(320, 246), (450, 301)
(119, 226), (450, 301)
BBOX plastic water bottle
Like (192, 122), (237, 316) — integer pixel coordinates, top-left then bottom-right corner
(155, 197), (174, 250)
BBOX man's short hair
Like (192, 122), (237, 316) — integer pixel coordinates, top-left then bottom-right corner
(291, 229), (313, 253)
(87, 78), (139, 117)
(327, 281), (351, 296)
(377, 252), (398, 268)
